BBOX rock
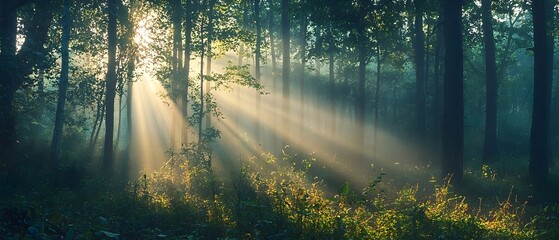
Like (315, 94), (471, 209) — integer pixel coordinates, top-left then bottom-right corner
(27, 226), (39, 236)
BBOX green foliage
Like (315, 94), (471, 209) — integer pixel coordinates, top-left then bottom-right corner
(3, 150), (557, 239)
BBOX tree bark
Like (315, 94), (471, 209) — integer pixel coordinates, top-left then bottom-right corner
(51, 0), (72, 167)
(529, 0), (552, 182)
(171, 0), (182, 148)
(414, 0), (427, 162)
(0, 1), (19, 169)
(255, 0), (262, 143)
(268, 0), (278, 151)
(481, 0), (498, 163)
(355, 38), (366, 161)
(432, 13), (444, 158)
(328, 32), (336, 138)
(205, 0), (216, 133)
(373, 46), (381, 160)
(103, 0), (118, 170)
(126, 0), (136, 158)
(298, 0), (307, 137)
(183, 0), (194, 145)
(281, 0), (290, 147)
(442, 0), (464, 182)
(1, 0), (52, 170)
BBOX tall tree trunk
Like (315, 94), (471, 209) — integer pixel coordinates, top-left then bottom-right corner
(298, 1), (307, 137)
(442, 0), (464, 182)
(51, 0), (72, 167)
(545, 0), (554, 167)
(355, 38), (366, 161)
(255, 0), (262, 143)
(90, 87), (105, 148)
(0, 0), (18, 169)
(1, 0), (53, 170)
(268, 0), (278, 151)
(126, 0), (136, 158)
(171, 0), (182, 148)
(115, 92), (124, 150)
(103, 0), (118, 170)
(205, 0), (215, 133)
(198, 1), (206, 147)
(281, 0), (290, 147)
(182, 0), (194, 145)
(328, 32), (336, 138)
(354, 1), (368, 161)
(373, 46), (381, 160)
(529, 0), (552, 182)
(414, 0), (427, 162)
(482, 0), (498, 163)
(432, 14), (444, 157)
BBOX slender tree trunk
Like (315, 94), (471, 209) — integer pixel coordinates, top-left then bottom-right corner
(545, 0), (554, 167)
(183, 0), (194, 145)
(482, 0), (498, 163)
(392, 86), (397, 130)
(328, 33), (336, 138)
(414, 0), (427, 162)
(126, 0), (136, 158)
(171, 0), (182, 148)
(373, 46), (381, 160)
(90, 88), (105, 148)
(50, 0), (71, 167)
(355, 39), (366, 161)
(442, 0), (464, 182)
(432, 15), (444, 158)
(255, 0), (262, 143)
(269, 15), (277, 87)
(115, 93), (124, 150)
(529, 0), (552, 182)
(298, 1), (307, 137)
(198, 3), (205, 147)
(281, 0), (290, 147)
(0, 1), (18, 170)
(205, 0), (215, 133)
(103, 0), (118, 170)
(424, 20), (431, 98)
(268, 0), (278, 151)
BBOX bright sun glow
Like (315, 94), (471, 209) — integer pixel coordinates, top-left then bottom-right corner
(125, 8), (421, 189)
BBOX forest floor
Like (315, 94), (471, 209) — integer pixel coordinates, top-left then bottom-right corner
(1, 152), (559, 239)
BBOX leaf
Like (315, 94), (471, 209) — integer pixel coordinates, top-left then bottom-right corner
(341, 181), (349, 196)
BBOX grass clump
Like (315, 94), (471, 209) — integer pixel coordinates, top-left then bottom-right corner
(1, 148), (554, 239)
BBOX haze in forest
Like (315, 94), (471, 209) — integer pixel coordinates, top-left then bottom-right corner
(1, 0), (558, 238)
(0, 0), (557, 192)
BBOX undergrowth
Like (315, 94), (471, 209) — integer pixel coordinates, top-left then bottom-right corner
(1, 148), (557, 239)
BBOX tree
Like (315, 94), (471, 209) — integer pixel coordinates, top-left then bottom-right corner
(182, 0), (194, 145)
(0, 0), (22, 168)
(354, 0), (370, 162)
(204, 0), (216, 133)
(281, 0), (290, 147)
(255, 0), (262, 143)
(442, 0), (464, 182)
(529, 0), (552, 182)
(297, 0), (308, 137)
(414, 0), (427, 162)
(103, 0), (118, 170)
(51, 0), (72, 166)
(171, 0), (183, 148)
(432, 10), (444, 159)
(481, 0), (498, 163)
(1, 0), (53, 171)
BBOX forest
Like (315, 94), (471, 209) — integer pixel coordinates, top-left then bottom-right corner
(1, 0), (559, 239)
